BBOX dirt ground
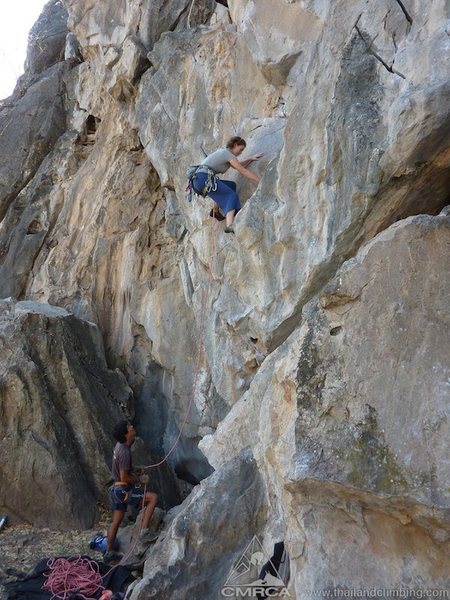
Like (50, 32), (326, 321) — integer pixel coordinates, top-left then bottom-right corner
(0, 507), (111, 599)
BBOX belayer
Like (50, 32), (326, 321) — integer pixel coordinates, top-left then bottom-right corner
(105, 421), (159, 564)
(187, 136), (263, 234)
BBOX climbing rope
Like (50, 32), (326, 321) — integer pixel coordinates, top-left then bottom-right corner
(143, 210), (217, 470)
(42, 212), (219, 598)
(42, 215), (219, 600)
(101, 218), (218, 579)
(98, 215), (219, 586)
(42, 555), (105, 600)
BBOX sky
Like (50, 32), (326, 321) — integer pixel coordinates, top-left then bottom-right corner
(0, 0), (49, 99)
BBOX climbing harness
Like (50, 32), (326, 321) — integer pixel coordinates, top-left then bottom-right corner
(185, 165), (218, 202)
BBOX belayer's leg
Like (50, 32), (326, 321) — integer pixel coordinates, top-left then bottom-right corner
(107, 509), (125, 551)
(139, 492), (159, 542)
(142, 492), (158, 529)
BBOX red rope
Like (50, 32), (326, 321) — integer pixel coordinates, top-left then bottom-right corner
(42, 556), (105, 600)
(102, 212), (219, 579)
(47, 212), (220, 598)
(143, 212), (217, 469)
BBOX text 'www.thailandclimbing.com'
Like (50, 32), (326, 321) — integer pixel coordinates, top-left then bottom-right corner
(304, 589), (449, 599)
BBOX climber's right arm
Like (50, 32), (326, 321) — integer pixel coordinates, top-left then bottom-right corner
(229, 157), (260, 184)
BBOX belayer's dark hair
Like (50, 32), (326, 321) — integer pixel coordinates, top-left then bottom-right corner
(226, 136), (246, 149)
(113, 420), (130, 443)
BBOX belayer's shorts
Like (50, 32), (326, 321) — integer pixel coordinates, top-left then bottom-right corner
(110, 484), (145, 512)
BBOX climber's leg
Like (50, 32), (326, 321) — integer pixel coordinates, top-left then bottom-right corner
(210, 202), (225, 221)
(208, 180), (241, 227)
(226, 209), (236, 227)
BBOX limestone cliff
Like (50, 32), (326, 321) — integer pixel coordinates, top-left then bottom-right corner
(0, 0), (449, 596)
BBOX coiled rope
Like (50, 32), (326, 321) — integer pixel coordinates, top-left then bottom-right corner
(42, 556), (104, 600)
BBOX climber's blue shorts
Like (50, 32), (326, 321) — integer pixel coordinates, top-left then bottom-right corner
(193, 173), (241, 215)
(109, 484), (145, 512)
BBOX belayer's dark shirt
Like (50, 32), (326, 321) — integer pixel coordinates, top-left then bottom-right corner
(112, 442), (132, 482)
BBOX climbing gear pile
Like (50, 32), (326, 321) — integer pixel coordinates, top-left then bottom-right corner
(185, 165), (218, 201)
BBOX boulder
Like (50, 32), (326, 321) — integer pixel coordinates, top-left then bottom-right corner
(0, 300), (131, 528)
(127, 450), (267, 599)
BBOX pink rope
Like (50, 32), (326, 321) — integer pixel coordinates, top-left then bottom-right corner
(143, 215), (218, 470)
(42, 556), (105, 600)
(39, 219), (220, 597)
(101, 215), (219, 576)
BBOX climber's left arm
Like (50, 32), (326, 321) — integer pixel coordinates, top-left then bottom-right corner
(239, 153), (264, 168)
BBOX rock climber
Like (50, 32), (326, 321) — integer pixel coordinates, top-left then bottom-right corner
(190, 136), (263, 234)
(104, 420), (158, 564)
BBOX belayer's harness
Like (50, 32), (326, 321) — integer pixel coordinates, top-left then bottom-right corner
(185, 165), (218, 202)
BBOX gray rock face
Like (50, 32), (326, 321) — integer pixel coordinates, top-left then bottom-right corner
(0, 131), (74, 298)
(0, 0), (71, 230)
(201, 213), (450, 592)
(0, 300), (131, 528)
(127, 450), (267, 599)
(229, 0), (320, 84)
(225, 0), (450, 355)
(139, 0), (217, 50)
(297, 214), (450, 506)
(24, 0), (69, 76)
(134, 0), (450, 406)
(0, 64), (67, 222)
